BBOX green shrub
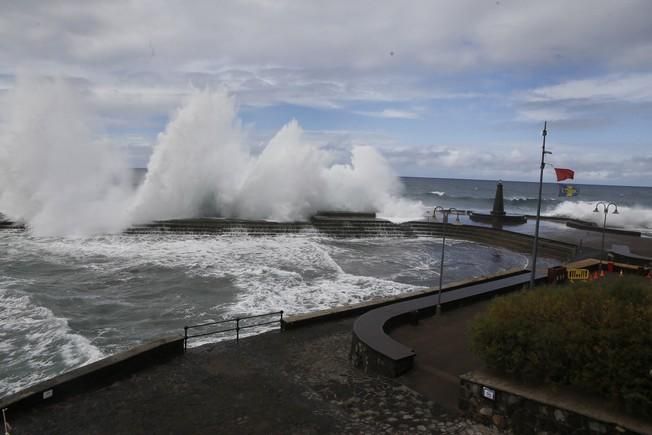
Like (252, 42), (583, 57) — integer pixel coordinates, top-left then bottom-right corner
(471, 275), (652, 418)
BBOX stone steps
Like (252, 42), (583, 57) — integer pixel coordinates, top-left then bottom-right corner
(124, 219), (576, 260)
(0, 215), (576, 261)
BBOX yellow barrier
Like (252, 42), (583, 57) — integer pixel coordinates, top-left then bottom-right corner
(567, 268), (589, 281)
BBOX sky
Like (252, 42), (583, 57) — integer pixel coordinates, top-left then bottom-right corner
(1, 0), (652, 186)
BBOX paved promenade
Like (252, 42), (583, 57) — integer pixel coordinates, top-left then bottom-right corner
(9, 315), (500, 435)
(391, 301), (491, 413)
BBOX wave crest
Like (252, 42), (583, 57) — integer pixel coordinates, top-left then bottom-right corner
(1, 80), (423, 235)
(547, 201), (652, 232)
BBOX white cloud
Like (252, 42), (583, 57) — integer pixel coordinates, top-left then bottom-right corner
(2, 1), (652, 184)
(356, 109), (421, 119)
(523, 73), (652, 104)
(514, 73), (652, 127)
(516, 107), (574, 122)
(378, 141), (652, 185)
(3, 1), (652, 79)
(3, 1), (652, 118)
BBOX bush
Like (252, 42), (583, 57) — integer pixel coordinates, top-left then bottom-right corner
(471, 275), (652, 418)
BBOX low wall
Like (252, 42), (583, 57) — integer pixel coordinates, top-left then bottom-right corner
(566, 221), (642, 237)
(0, 335), (184, 415)
(282, 268), (528, 329)
(349, 270), (547, 379)
(350, 331), (414, 377)
(459, 371), (651, 435)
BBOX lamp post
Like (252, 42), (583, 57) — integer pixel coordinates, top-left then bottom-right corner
(530, 121), (551, 288)
(593, 202), (619, 272)
(433, 206), (462, 315)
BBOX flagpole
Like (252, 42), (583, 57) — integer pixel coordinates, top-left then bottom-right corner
(530, 121), (549, 288)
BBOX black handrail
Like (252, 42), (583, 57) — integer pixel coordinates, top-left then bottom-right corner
(183, 310), (284, 351)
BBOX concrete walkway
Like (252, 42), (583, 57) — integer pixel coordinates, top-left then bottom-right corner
(390, 301), (490, 412)
(8, 317), (500, 435)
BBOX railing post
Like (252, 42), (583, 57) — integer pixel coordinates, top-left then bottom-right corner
(184, 310), (285, 347)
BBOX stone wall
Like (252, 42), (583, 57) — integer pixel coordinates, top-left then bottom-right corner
(349, 331), (414, 378)
(459, 372), (650, 435)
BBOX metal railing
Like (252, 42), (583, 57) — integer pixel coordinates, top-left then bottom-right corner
(183, 310), (284, 351)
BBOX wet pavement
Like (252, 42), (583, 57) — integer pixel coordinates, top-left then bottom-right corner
(8, 311), (502, 435)
(390, 300), (491, 413)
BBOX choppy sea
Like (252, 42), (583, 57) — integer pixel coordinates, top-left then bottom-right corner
(1, 176), (650, 397)
(401, 177), (652, 236)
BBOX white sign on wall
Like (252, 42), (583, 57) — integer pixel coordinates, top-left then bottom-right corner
(482, 386), (495, 400)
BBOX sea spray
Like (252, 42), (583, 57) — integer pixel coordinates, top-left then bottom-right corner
(134, 88), (424, 222)
(547, 200), (652, 232)
(131, 89), (250, 222)
(235, 119), (328, 220)
(0, 77), (133, 236)
(323, 145), (424, 220)
(1, 81), (423, 235)
(236, 121), (419, 220)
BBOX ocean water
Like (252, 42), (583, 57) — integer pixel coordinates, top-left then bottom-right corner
(399, 177), (652, 236)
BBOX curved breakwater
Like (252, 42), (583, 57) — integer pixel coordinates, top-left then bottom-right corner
(123, 217), (577, 260)
(1, 216), (577, 260)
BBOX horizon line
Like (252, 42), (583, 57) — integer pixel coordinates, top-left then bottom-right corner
(128, 168), (651, 189)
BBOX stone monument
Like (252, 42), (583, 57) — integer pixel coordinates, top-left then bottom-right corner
(469, 181), (527, 227)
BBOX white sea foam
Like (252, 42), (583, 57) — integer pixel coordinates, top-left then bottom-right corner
(547, 200), (652, 233)
(430, 191), (445, 196)
(230, 272), (422, 316)
(133, 91), (424, 222)
(0, 78), (423, 235)
(31, 234), (345, 284)
(0, 282), (103, 396)
(376, 197), (427, 222)
(131, 89), (250, 222)
(3, 233), (430, 319)
(0, 77), (133, 236)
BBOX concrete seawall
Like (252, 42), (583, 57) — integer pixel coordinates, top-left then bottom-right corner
(0, 218), (577, 260)
(0, 336), (184, 415)
(127, 218), (578, 260)
(0, 213), (625, 249)
(1, 216), (578, 259)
